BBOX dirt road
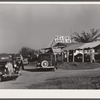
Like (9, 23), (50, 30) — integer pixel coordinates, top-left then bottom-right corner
(1, 65), (100, 89)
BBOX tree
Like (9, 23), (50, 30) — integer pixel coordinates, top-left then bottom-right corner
(19, 47), (41, 62)
(71, 28), (100, 43)
(19, 47), (32, 58)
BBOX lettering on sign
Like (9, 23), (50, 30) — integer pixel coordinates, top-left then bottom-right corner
(55, 36), (71, 43)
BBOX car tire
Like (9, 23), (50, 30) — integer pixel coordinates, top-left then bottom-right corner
(0, 76), (2, 82)
(41, 60), (49, 68)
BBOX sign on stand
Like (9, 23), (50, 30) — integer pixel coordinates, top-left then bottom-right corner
(55, 36), (71, 43)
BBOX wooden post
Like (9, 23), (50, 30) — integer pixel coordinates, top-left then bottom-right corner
(82, 49), (84, 62)
(90, 49), (93, 63)
(73, 50), (75, 62)
(66, 51), (68, 62)
(62, 52), (63, 62)
(50, 55), (53, 66)
(90, 49), (92, 63)
(54, 53), (57, 62)
(67, 51), (69, 62)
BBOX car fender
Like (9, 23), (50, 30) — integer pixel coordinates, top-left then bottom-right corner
(0, 72), (2, 75)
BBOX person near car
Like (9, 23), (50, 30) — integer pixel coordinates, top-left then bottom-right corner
(91, 48), (95, 62)
(20, 54), (24, 70)
(15, 59), (20, 73)
(5, 59), (14, 76)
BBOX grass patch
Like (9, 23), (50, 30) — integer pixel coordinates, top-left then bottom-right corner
(57, 62), (100, 70)
(27, 75), (100, 89)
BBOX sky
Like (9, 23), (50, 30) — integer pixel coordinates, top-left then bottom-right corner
(0, 4), (100, 53)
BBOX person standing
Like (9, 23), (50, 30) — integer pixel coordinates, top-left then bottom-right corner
(90, 48), (95, 62)
(6, 59), (14, 76)
(20, 55), (24, 70)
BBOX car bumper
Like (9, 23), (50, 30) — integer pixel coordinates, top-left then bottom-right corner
(2, 73), (19, 78)
(36, 66), (55, 69)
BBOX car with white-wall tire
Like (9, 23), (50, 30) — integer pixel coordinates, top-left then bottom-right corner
(37, 52), (56, 71)
(0, 54), (20, 82)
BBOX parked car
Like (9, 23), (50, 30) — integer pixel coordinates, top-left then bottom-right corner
(84, 54), (90, 62)
(0, 54), (20, 82)
(74, 53), (91, 62)
(14, 54), (27, 65)
(95, 53), (100, 62)
(74, 53), (82, 62)
(37, 48), (56, 71)
(23, 58), (29, 65)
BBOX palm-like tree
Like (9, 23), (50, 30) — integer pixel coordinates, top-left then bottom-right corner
(71, 28), (100, 43)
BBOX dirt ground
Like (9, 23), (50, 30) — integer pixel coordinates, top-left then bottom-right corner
(1, 64), (100, 89)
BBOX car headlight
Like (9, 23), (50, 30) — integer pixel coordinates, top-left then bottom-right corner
(5, 65), (8, 68)
(14, 64), (17, 67)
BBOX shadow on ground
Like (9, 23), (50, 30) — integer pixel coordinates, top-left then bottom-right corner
(25, 68), (55, 72)
(1, 76), (18, 82)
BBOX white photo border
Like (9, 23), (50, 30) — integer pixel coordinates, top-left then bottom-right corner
(0, 1), (100, 98)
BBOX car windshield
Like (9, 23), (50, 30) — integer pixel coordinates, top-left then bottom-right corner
(0, 56), (10, 62)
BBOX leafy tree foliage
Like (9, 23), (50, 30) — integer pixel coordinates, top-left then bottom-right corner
(71, 28), (100, 43)
(19, 47), (40, 61)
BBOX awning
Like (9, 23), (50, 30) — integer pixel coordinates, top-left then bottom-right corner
(53, 43), (68, 48)
(79, 41), (100, 49)
(63, 41), (100, 51)
(63, 43), (84, 51)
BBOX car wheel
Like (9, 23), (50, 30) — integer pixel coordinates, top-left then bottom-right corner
(0, 76), (2, 82)
(41, 60), (49, 68)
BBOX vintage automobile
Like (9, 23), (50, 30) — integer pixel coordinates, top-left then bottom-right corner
(23, 58), (29, 65)
(37, 47), (57, 71)
(0, 54), (20, 82)
(14, 54), (28, 65)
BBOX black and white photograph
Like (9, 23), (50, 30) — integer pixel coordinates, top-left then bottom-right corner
(0, 2), (100, 90)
